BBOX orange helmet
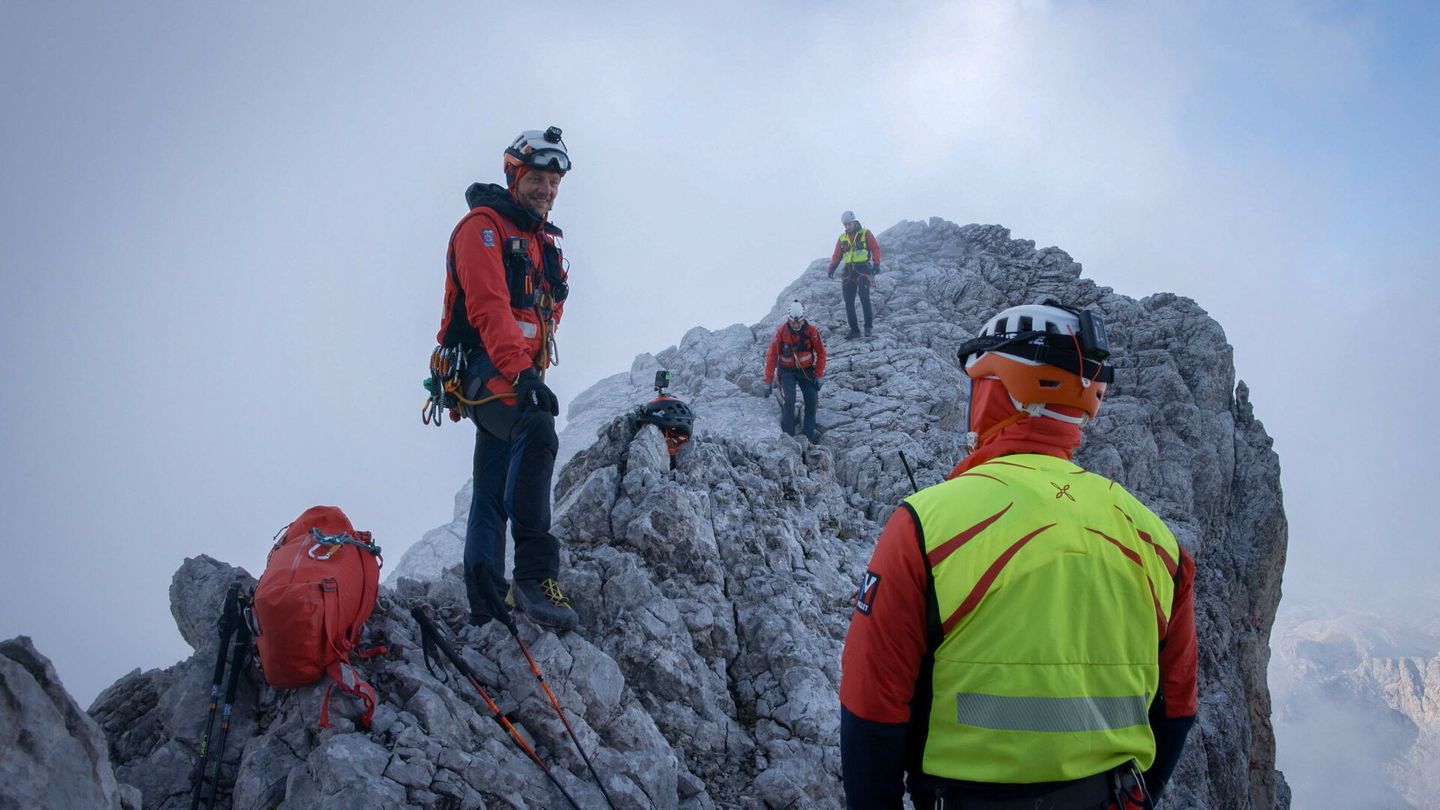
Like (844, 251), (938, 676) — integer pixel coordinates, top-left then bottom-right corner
(956, 302), (1113, 425)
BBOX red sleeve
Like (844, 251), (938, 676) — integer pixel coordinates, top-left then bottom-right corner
(1159, 548), (1198, 717)
(810, 325), (827, 377)
(454, 214), (533, 381)
(866, 231), (881, 264)
(764, 328), (780, 384)
(829, 238), (844, 271)
(840, 506), (930, 724)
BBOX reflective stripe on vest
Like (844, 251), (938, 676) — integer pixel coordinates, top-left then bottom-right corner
(955, 692), (1150, 733)
(903, 454), (1180, 783)
(778, 326), (817, 369)
(840, 228), (871, 265)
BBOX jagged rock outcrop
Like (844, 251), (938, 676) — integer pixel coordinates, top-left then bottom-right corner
(92, 554), (697, 809)
(1270, 602), (1440, 809)
(0, 636), (141, 809)
(88, 218), (1289, 808)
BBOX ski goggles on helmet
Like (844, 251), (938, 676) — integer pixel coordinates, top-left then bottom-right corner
(507, 127), (572, 173)
(520, 148), (570, 172)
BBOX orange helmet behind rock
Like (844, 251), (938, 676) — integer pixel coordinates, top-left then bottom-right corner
(956, 301), (1113, 425)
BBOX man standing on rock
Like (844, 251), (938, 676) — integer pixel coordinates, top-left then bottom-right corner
(839, 302), (1197, 808)
(763, 299), (826, 442)
(435, 127), (578, 631)
(827, 210), (881, 338)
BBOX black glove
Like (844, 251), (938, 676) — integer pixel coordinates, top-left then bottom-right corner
(871, 264), (880, 275)
(763, 383), (773, 398)
(827, 266), (836, 279)
(815, 377), (824, 391)
(514, 369), (559, 415)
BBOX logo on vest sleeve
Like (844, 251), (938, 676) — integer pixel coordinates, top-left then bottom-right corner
(482, 229), (496, 247)
(856, 570), (881, 615)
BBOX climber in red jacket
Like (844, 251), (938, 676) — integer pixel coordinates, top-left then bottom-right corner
(840, 301), (1198, 809)
(763, 299), (827, 441)
(436, 127), (578, 631)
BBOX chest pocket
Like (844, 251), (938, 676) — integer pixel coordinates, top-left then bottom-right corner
(504, 237), (540, 309)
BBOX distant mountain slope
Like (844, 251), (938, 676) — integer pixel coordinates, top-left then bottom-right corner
(1271, 598), (1440, 809)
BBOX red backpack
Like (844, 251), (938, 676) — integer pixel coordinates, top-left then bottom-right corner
(252, 506), (384, 728)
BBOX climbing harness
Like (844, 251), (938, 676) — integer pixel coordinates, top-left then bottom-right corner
(422, 346), (517, 426)
(411, 605), (591, 810)
(189, 582), (255, 810)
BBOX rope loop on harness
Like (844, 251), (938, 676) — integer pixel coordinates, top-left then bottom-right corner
(422, 345), (519, 426)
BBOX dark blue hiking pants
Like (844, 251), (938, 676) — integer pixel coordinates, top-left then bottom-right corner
(461, 399), (560, 619)
(778, 367), (819, 440)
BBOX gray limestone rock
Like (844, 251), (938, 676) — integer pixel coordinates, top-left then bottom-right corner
(0, 636), (140, 810)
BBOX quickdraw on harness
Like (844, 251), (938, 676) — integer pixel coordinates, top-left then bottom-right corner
(412, 605), (616, 810)
(422, 346), (509, 426)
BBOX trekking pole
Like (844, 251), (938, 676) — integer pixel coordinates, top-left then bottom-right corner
(898, 450), (920, 493)
(411, 605), (583, 810)
(189, 584), (240, 810)
(477, 578), (617, 810)
(196, 591), (253, 810)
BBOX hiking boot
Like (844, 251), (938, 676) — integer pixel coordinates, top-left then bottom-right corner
(509, 578), (579, 631)
(846, 328), (861, 339)
(864, 327), (872, 337)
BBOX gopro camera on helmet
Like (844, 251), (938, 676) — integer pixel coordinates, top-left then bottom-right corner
(654, 370), (672, 394)
(544, 126), (563, 144)
(1077, 309), (1110, 360)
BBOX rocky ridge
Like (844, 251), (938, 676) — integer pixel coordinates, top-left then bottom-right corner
(2, 218), (1291, 809)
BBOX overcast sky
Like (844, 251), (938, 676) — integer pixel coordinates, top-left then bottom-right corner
(3, 0), (1437, 733)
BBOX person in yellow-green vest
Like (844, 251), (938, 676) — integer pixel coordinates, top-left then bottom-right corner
(840, 302), (1198, 809)
(827, 210), (882, 338)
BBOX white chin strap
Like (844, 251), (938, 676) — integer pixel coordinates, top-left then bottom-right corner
(1011, 395), (1091, 427)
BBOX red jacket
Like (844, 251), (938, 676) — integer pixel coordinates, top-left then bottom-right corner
(764, 322), (826, 384)
(437, 184), (567, 389)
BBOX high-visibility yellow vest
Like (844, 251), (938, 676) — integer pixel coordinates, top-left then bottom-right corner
(902, 453), (1180, 783)
(840, 228), (872, 265)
